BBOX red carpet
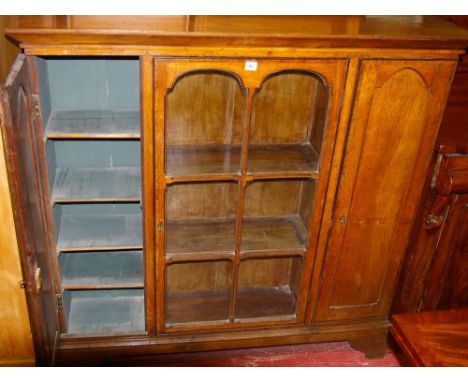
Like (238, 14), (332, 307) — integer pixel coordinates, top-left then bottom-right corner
(111, 341), (403, 366)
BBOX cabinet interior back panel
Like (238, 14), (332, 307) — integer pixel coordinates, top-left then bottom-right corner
(36, 57), (139, 114)
(46, 141), (141, 203)
(59, 251), (143, 288)
(64, 289), (145, 334)
(53, 203), (142, 250)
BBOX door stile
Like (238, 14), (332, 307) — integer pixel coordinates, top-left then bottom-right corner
(286, 59), (351, 324)
(141, 55), (156, 336)
(26, 56), (66, 333)
(305, 58), (359, 325)
(154, 60), (168, 334)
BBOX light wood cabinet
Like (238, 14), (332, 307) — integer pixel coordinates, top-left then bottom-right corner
(0, 16), (466, 365)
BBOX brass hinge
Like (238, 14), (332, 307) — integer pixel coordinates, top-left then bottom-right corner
(55, 294), (63, 310)
(31, 96), (41, 120)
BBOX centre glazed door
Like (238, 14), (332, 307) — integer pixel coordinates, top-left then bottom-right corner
(152, 58), (347, 333)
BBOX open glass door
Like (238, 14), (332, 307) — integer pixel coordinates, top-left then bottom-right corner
(0, 54), (60, 365)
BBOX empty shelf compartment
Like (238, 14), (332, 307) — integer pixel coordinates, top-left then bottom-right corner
(54, 204), (142, 251)
(166, 220), (236, 257)
(248, 144), (319, 175)
(236, 257), (303, 319)
(166, 146), (241, 178)
(59, 251), (143, 289)
(165, 261), (232, 324)
(64, 289), (145, 335)
(241, 217), (308, 252)
(52, 167), (141, 202)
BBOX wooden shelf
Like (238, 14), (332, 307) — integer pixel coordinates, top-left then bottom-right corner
(166, 146), (241, 179)
(45, 110), (140, 139)
(64, 289), (145, 334)
(165, 286), (298, 325)
(56, 213), (142, 252)
(241, 216), (308, 252)
(247, 144), (319, 176)
(166, 289), (231, 324)
(165, 144), (319, 181)
(59, 251), (143, 289)
(165, 216), (307, 261)
(52, 167), (141, 203)
(235, 286), (298, 319)
(166, 219), (236, 259)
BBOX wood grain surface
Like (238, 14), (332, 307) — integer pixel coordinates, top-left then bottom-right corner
(391, 309), (468, 366)
(5, 16), (468, 50)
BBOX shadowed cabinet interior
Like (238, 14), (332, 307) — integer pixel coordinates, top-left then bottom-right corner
(36, 57), (144, 335)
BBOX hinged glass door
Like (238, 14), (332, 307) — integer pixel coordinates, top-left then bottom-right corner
(154, 58), (347, 333)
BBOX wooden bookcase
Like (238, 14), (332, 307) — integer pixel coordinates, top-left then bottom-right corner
(1, 16), (467, 365)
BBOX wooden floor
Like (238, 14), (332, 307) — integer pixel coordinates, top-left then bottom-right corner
(104, 341), (404, 366)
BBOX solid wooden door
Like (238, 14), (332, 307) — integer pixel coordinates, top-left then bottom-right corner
(314, 59), (457, 322)
(152, 58), (347, 332)
(0, 54), (60, 364)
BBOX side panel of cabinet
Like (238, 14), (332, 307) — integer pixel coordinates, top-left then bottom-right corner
(422, 194), (468, 310)
(315, 59), (456, 322)
(0, 54), (59, 364)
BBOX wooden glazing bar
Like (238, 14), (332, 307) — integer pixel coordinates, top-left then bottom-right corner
(165, 174), (240, 184)
(165, 252), (234, 264)
(165, 172), (318, 185)
(229, 88), (255, 323)
(164, 315), (300, 334)
(245, 172), (319, 181)
(240, 249), (306, 259)
(166, 172), (319, 184)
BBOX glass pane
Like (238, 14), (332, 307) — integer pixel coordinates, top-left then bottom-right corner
(241, 180), (315, 252)
(248, 71), (328, 174)
(166, 182), (238, 258)
(236, 257), (303, 319)
(166, 71), (246, 177)
(165, 261), (232, 324)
